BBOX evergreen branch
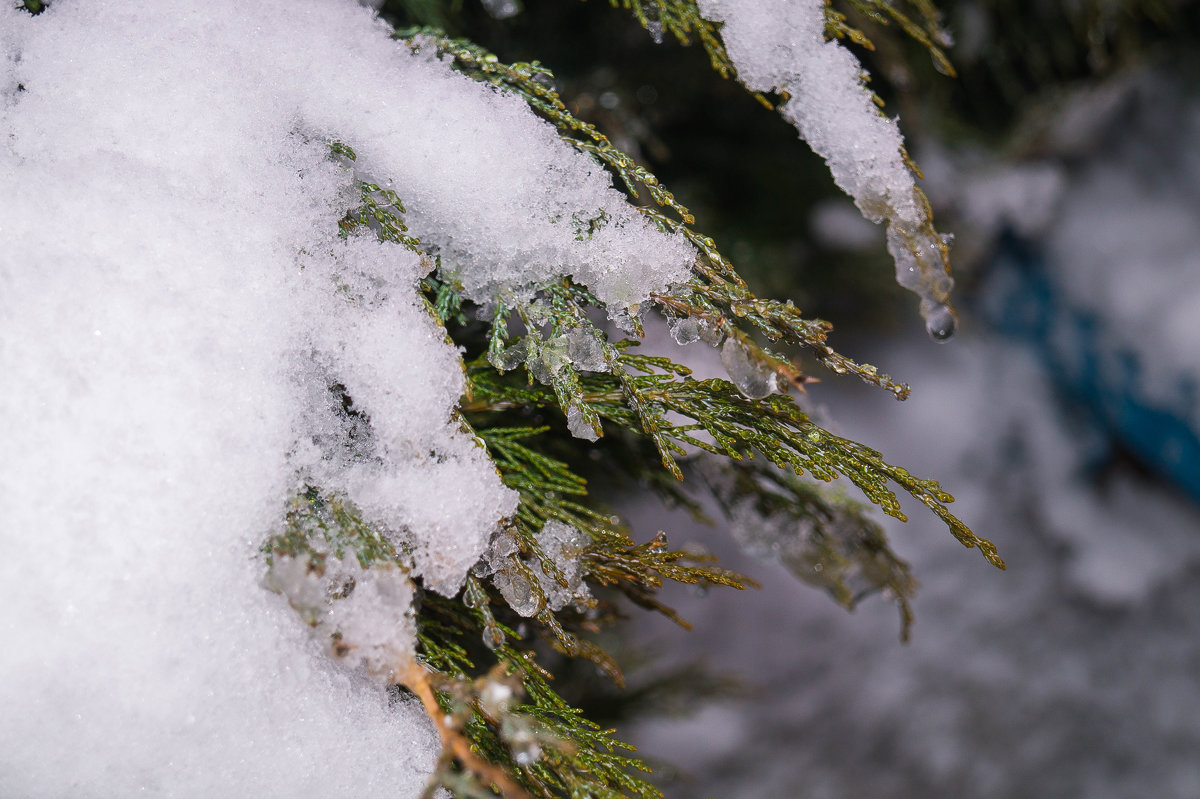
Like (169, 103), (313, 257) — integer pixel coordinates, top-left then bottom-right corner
(262, 487), (409, 570)
(708, 459), (919, 640)
(331, 141), (424, 251)
(838, 0), (956, 77)
(598, 0), (737, 78)
(397, 30), (913, 397)
(477, 424), (751, 638)
(418, 595), (665, 799)
(468, 347), (1004, 571)
(586, 530), (755, 629)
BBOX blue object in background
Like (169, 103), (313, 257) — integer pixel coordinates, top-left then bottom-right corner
(980, 230), (1200, 503)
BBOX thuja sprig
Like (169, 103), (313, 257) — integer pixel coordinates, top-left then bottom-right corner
(708, 459), (919, 640)
(417, 594), (667, 799)
(835, 0), (956, 77)
(468, 343), (1004, 570)
(596, 0), (738, 79)
(476, 425), (751, 665)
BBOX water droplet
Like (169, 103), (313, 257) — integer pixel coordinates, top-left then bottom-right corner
(668, 317), (701, 346)
(924, 303), (957, 342)
(482, 627), (504, 650)
(511, 732), (542, 766)
(698, 320), (726, 347)
(480, 678), (515, 713)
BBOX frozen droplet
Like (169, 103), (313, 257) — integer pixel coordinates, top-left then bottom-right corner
(720, 339), (778, 399)
(566, 404), (600, 442)
(541, 335), (570, 371)
(479, 678), (515, 714)
(510, 729), (542, 766)
(480, 0), (521, 19)
(611, 308), (639, 333)
(698, 320), (726, 347)
(668, 316), (701, 346)
(488, 338), (528, 372)
(565, 329), (607, 372)
(482, 626), (504, 650)
(528, 335), (569, 384)
(496, 571), (537, 617)
(647, 20), (664, 44)
(924, 302), (957, 342)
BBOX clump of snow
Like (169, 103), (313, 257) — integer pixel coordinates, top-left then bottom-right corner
(265, 554), (417, 680)
(0, 0), (695, 792)
(697, 0), (956, 337)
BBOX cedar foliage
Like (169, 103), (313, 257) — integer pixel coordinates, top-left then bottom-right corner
(289, 3), (1004, 794)
(13, 1), (1008, 796)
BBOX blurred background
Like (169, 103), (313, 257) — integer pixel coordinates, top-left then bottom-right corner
(381, 1), (1200, 795)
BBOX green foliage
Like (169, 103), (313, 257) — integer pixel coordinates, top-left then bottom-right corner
(710, 460), (919, 640)
(479, 425), (751, 638)
(597, 0), (737, 79)
(831, 0), (956, 77)
(402, 28), (915, 399)
(256, 6), (1011, 797)
(418, 598), (665, 799)
(263, 487), (408, 571)
(467, 337), (1002, 570)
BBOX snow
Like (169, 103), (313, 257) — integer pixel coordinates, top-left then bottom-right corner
(0, 0), (695, 793)
(698, 0), (956, 335)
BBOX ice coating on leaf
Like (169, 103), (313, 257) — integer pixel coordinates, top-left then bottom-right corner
(721, 339), (779, 399)
(489, 337), (529, 372)
(0, 0), (694, 793)
(669, 316), (703, 345)
(697, 0), (956, 337)
(566, 403), (601, 442)
(486, 522), (592, 617)
(565, 328), (609, 372)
